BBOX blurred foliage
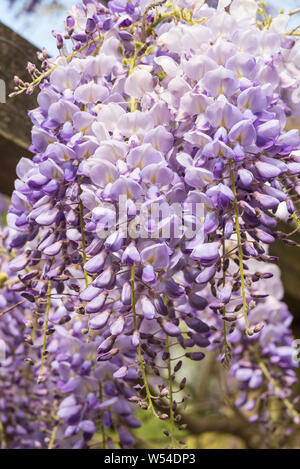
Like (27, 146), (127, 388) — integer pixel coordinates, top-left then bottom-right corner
(187, 433), (246, 449)
(132, 410), (188, 449)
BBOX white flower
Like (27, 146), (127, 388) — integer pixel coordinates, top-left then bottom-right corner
(230, 0), (257, 22)
(269, 13), (290, 34)
(124, 67), (154, 99)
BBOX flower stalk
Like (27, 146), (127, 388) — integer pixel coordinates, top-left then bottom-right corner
(229, 159), (249, 334)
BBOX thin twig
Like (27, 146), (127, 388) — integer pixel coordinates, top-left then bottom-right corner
(37, 280), (52, 384)
(229, 159), (249, 334)
(259, 361), (299, 422)
(288, 7), (300, 16)
(141, 0), (168, 41)
(166, 335), (175, 448)
(0, 299), (27, 318)
(79, 198), (91, 339)
(11, 34), (103, 97)
(292, 211), (300, 231)
(48, 423), (58, 449)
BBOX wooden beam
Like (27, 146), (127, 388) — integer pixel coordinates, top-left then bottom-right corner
(0, 135), (32, 195)
(0, 22), (39, 150)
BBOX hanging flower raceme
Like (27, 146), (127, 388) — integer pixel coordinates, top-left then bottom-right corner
(1, 0), (300, 449)
(202, 258), (299, 439)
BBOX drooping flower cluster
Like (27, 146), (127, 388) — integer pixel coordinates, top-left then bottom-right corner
(1, 0), (300, 449)
(202, 258), (299, 435)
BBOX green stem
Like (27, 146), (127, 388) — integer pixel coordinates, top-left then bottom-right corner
(222, 235), (228, 347)
(12, 35), (103, 97)
(127, 53), (158, 417)
(130, 97), (136, 112)
(292, 211), (300, 231)
(79, 199), (91, 338)
(129, 49), (137, 112)
(166, 336), (175, 448)
(99, 383), (107, 449)
(0, 420), (6, 448)
(259, 361), (299, 421)
(79, 200), (89, 288)
(0, 248), (14, 258)
(48, 423), (58, 449)
(131, 265), (158, 417)
(229, 159), (249, 334)
(37, 280), (52, 384)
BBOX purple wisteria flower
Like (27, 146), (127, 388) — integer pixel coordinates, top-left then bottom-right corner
(2, 0), (300, 449)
